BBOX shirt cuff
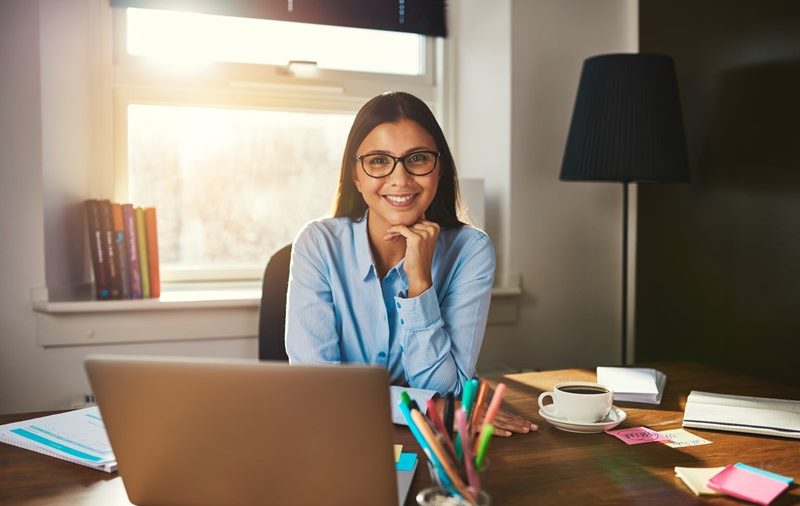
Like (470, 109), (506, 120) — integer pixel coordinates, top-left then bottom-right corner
(394, 286), (442, 331)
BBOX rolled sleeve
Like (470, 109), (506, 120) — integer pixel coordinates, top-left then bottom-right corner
(397, 231), (495, 395)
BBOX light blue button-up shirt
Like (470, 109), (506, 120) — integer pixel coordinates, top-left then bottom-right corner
(285, 213), (495, 396)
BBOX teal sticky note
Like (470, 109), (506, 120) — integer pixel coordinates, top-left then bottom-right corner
(396, 452), (417, 472)
(735, 463), (794, 484)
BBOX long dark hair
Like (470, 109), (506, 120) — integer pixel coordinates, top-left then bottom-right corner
(332, 91), (464, 228)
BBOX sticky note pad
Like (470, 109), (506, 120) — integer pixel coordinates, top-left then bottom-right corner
(394, 444), (402, 462)
(708, 465), (789, 505)
(606, 426), (668, 445)
(658, 428), (712, 448)
(734, 463), (793, 484)
(674, 466), (725, 496)
(396, 452), (417, 472)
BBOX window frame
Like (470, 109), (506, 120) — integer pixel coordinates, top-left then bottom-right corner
(111, 7), (442, 282)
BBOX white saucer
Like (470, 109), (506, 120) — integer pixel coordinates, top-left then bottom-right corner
(538, 405), (627, 433)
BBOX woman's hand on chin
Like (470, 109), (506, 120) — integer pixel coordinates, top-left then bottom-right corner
(385, 220), (440, 297)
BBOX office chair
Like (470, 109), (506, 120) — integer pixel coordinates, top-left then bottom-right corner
(258, 244), (292, 361)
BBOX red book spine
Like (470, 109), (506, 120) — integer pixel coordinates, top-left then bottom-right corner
(122, 204), (142, 298)
(99, 199), (121, 299)
(85, 199), (110, 299)
(144, 207), (160, 298)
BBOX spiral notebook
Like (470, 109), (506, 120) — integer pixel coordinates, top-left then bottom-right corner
(0, 406), (116, 472)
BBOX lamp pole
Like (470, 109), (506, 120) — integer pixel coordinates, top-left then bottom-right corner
(621, 181), (629, 365)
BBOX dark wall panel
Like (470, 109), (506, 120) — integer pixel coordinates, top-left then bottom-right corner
(637, 1), (800, 386)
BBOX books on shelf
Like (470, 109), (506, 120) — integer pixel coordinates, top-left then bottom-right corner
(682, 391), (800, 439)
(85, 199), (160, 300)
(596, 366), (667, 404)
(85, 200), (109, 299)
(0, 407), (116, 473)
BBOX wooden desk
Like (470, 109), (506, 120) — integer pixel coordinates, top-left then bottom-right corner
(1, 362), (798, 505)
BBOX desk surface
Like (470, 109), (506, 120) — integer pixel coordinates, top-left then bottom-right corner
(1, 362), (798, 505)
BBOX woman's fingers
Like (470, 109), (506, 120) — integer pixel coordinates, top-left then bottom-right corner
(384, 224), (416, 241)
(474, 407), (539, 436)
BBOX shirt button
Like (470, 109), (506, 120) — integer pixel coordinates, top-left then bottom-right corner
(400, 319), (405, 325)
(378, 352), (386, 358)
(396, 302), (402, 309)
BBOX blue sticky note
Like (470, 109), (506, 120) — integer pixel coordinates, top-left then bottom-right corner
(396, 452), (417, 472)
(735, 463), (794, 484)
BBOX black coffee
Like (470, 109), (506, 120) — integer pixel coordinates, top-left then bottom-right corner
(559, 386), (608, 395)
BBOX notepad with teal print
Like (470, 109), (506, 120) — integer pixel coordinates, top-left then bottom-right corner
(0, 407), (116, 472)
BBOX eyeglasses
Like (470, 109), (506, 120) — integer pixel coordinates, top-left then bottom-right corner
(355, 150), (441, 178)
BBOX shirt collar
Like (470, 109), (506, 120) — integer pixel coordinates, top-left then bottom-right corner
(354, 210), (375, 281)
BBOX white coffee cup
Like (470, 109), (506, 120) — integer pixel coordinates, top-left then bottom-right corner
(538, 381), (613, 423)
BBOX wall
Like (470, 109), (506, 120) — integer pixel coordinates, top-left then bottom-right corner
(466, 0), (638, 372)
(637, 0), (800, 386)
(0, 0), (634, 413)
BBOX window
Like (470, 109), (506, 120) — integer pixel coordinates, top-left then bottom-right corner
(114, 7), (440, 281)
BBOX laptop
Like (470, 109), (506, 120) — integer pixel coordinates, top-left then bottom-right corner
(85, 355), (414, 506)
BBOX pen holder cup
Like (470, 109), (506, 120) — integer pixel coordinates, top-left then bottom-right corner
(417, 460), (491, 506)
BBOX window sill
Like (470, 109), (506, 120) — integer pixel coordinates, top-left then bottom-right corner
(32, 283), (262, 314)
(31, 277), (521, 347)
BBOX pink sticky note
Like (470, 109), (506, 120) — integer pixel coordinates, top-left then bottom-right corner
(605, 426), (668, 445)
(708, 465), (789, 505)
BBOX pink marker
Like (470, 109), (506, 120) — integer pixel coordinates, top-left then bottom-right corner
(483, 383), (506, 426)
(456, 409), (481, 492)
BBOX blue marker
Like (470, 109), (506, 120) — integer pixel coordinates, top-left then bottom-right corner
(398, 402), (454, 490)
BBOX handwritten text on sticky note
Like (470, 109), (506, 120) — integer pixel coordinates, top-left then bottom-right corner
(606, 426), (668, 445)
(658, 428), (712, 448)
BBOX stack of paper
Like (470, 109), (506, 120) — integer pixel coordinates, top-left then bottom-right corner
(683, 391), (800, 439)
(596, 367), (667, 404)
(674, 466), (725, 495)
(676, 464), (794, 504)
(0, 407), (116, 472)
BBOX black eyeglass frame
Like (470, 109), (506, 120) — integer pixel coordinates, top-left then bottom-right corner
(355, 150), (441, 178)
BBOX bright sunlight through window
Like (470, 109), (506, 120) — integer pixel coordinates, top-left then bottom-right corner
(127, 105), (354, 276)
(126, 8), (424, 75)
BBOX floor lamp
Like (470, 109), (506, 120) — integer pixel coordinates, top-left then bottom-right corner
(559, 53), (690, 365)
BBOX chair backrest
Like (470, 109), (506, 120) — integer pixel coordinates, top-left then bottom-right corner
(258, 244), (292, 361)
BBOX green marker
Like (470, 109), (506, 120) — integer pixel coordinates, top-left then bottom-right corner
(400, 391), (412, 407)
(475, 423), (495, 469)
(462, 380), (477, 417)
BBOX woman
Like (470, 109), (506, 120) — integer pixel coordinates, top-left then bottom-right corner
(286, 91), (535, 435)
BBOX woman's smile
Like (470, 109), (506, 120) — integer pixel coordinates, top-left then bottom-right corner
(382, 192), (419, 207)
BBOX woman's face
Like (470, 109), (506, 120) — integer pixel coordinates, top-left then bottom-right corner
(352, 119), (440, 232)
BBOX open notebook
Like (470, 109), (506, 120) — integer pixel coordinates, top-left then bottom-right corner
(0, 407), (116, 472)
(683, 391), (800, 439)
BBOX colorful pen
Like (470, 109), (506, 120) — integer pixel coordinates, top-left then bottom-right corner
(411, 410), (477, 504)
(469, 380), (489, 434)
(399, 402), (453, 489)
(426, 398), (455, 453)
(482, 383), (506, 426)
(474, 383), (506, 454)
(462, 379), (477, 417)
(444, 392), (455, 438)
(456, 409), (481, 492)
(400, 390), (420, 411)
(475, 423), (494, 470)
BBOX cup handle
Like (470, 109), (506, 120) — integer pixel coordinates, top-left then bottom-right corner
(538, 391), (554, 411)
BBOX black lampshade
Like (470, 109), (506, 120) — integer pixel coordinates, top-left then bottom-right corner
(560, 54), (690, 183)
